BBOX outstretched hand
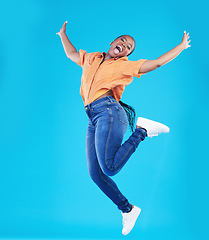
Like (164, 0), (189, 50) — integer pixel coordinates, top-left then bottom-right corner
(56, 21), (68, 37)
(181, 31), (191, 49)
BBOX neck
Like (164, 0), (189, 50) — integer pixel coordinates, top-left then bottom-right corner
(104, 52), (113, 61)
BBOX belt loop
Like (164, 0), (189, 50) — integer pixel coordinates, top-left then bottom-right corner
(107, 95), (114, 103)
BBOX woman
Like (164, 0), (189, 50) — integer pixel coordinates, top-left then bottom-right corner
(56, 21), (191, 235)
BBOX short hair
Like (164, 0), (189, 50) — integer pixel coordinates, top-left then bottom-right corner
(114, 35), (135, 56)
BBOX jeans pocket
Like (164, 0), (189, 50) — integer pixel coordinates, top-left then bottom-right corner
(92, 102), (110, 114)
(115, 105), (128, 126)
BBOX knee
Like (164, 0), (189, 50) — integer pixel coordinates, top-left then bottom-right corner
(101, 166), (117, 177)
(89, 167), (116, 179)
(88, 169), (103, 183)
(88, 170), (97, 182)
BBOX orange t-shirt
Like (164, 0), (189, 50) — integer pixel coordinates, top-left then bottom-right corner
(77, 49), (147, 106)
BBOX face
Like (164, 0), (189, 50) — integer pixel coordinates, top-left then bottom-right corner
(108, 35), (135, 58)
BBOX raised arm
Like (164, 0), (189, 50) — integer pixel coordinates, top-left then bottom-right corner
(56, 21), (80, 64)
(139, 31), (191, 74)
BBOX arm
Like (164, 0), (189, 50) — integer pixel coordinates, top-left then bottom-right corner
(56, 21), (80, 64)
(139, 31), (191, 74)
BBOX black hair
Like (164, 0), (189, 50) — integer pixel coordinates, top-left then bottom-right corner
(119, 100), (136, 133)
(114, 35), (136, 56)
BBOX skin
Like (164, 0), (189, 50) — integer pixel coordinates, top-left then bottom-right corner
(56, 22), (191, 130)
(104, 35), (135, 61)
(56, 22), (191, 67)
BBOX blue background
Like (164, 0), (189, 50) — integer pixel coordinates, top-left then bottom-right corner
(0, 0), (209, 239)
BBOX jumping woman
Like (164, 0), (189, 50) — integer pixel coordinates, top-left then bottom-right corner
(56, 21), (191, 235)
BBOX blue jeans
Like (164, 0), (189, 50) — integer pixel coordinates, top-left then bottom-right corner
(84, 96), (147, 213)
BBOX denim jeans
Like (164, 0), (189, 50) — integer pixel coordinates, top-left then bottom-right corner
(84, 96), (147, 213)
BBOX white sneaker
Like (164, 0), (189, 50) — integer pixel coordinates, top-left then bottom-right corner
(122, 205), (141, 235)
(137, 117), (170, 138)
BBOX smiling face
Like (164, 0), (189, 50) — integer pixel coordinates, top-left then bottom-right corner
(108, 35), (135, 58)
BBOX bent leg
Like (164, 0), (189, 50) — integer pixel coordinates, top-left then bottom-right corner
(85, 119), (132, 213)
(95, 104), (147, 176)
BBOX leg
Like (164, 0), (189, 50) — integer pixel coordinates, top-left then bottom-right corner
(86, 119), (132, 213)
(95, 104), (147, 176)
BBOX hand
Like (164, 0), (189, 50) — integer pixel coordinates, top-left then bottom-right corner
(181, 31), (191, 49)
(56, 21), (68, 37)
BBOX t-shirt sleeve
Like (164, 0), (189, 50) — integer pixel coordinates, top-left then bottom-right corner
(77, 49), (88, 67)
(120, 59), (148, 78)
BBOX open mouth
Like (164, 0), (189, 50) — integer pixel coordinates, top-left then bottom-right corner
(113, 45), (123, 54)
(116, 45), (123, 52)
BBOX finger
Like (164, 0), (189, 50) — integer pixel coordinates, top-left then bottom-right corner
(187, 32), (189, 35)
